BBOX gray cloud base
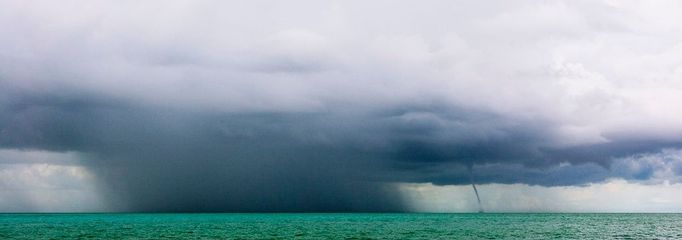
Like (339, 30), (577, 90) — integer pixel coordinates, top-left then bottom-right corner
(2, 91), (680, 211)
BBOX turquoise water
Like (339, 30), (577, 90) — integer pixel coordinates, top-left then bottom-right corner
(1, 213), (680, 239)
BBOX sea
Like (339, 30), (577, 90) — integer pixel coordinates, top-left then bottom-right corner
(1, 213), (680, 239)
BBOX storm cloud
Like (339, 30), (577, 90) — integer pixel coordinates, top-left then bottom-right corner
(2, 0), (682, 212)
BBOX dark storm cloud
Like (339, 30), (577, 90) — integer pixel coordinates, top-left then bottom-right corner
(2, 87), (681, 212)
(2, 0), (682, 211)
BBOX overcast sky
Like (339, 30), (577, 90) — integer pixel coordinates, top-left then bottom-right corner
(2, 0), (682, 212)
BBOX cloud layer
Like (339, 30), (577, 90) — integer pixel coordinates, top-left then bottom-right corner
(2, 0), (682, 211)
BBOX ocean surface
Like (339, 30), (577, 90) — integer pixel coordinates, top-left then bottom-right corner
(1, 213), (680, 239)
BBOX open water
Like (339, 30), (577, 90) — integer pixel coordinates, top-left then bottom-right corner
(1, 213), (680, 239)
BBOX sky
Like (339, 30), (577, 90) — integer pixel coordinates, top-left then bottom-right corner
(1, 0), (682, 212)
